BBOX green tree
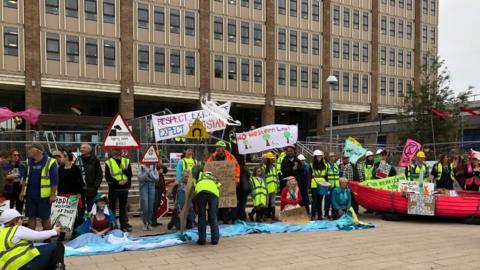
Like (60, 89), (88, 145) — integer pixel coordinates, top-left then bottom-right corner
(283, 131), (291, 144)
(262, 133), (271, 146)
(399, 54), (472, 144)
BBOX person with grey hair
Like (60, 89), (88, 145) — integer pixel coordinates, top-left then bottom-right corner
(331, 178), (352, 219)
(78, 144), (103, 212)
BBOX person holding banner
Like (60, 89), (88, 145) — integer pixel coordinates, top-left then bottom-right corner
(406, 151), (430, 182)
(432, 155), (456, 190)
(331, 178), (352, 219)
(373, 150), (397, 179)
(325, 152), (340, 219)
(310, 150), (328, 220)
(262, 152), (279, 221)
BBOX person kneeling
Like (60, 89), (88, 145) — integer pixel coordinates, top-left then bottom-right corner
(248, 167), (267, 222)
(331, 178), (352, 219)
(0, 209), (65, 270)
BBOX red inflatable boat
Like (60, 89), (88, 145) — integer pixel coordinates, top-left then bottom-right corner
(349, 181), (480, 218)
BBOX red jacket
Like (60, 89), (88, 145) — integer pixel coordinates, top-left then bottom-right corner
(280, 187), (302, 211)
(207, 150), (240, 184)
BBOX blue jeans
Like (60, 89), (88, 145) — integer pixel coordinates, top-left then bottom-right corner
(139, 181), (156, 225)
(196, 191), (220, 243)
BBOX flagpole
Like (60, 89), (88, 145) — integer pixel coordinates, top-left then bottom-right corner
(430, 114), (437, 160)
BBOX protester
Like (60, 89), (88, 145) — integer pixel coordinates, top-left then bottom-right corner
(1, 150), (11, 197)
(248, 167), (267, 222)
(236, 156), (250, 221)
(331, 178), (352, 219)
(175, 146), (197, 181)
(358, 151), (375, 182)
(406, 151), (430, 182)
(339, 155), (354, 180)
(310, 150), (327, 220)
(262, 152), (278, 220)
(0, 209), (65, 270)
(276, 148), (286, 179)
(78, 144), (103, 212)
(432, 154), (456, 190)
(373, 149), (397, 179)
(281, 177), (302, 211)
(138, 159), (159, 231)
(451, 150), (467, 189)
(89, 194), (115, 236)
(167, 170), (194, 230)
(464, 151), (480, 191)
(296, 154), (310, 215)
(152, 160), (168, 227)
(280, 145), (300, 190)
(20, 143), (58, 231)
(4, 149), (26, 212)
(105, 149), (132, 232)
(325, 152), (340, 219)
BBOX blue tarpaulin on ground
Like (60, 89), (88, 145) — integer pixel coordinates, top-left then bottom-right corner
(65, 215), (375, 257)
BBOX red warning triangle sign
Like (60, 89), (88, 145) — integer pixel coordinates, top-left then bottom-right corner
(102, 113), (141, 150)
(140, 144), (160, 164)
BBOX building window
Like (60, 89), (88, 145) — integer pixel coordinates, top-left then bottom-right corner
(380, 46), (386, 65)
(278, 28), (285, 49)
(3, 27), (18, 56)
(85, 38), (97, 65)
(290, 0), (297, 17)
(332, 70), (339, 91)
(312, 0), (319, 21)
(278, 0), (286, 15)
(398, 49), (404, 68)
(342, 40), (349, 60)
(228, 57), (237, 80)
(138, 4), (149, 29)
(3, 0), (17, 9)
(290, 65), (297, 86)
(381, 16), (386, 35)
(103, 0), (115, 23)
(46, 33), (60, 61)
(362, 12), (368, 31)
(66, 35), (79, 63)
(398, 19), (404, 38)
(406, 80), (412, 96)
(66, 0), (78, 17)
(241, 0), (249, 8)
(398, 79), (404, 97)
(353, 73), (359, 93)
(390, 17), (395, 37)
(278, 64), (286, 85)
(362, 43), (368, 62)
(362, 75), (368, 94)
(430, 27), (435, 44)
(343, 7), (350, 28)
(430, 0), (436, 16)
(170, 9), (180, 34)
(185, 51), (195, 75)
(171, 49), (180, 74)
(353, 42), (359, 61)
(407, 0), (412, 10)
(155, 47), (165, 72)
(185, 12), (195, 36)
(301, 0), (308, 19)
(104, 41), (115, 66)
(228, 0), (236, 5)
(312, 68), (319, 89)
(406, 51), (412, 69)
(381, 77), (386, 96)
(290, 30), (297, 52)
(214, 55), (223, 78)
(389, 48), (395, 66)
(301, 67), (308, 88)
(45, 0), (59, 15)
(312, 34), (319, 55)
(241, 58), (249, 81)
(241, 22), (249, 44)
(254, 24), (262, 46)
(254, 60), (262, 83)
(353, 10), (359, 29)
(333, 5), (340, 25)
(342, 72), (349, 92)
(254, 0), (262, 10)
(228, 19), (236, 42)
(422, 25), (427, 43)
(214, 17), (223, 40)
(399, 0), (404, 8)
(138, 45), (149, 70)
(333, 38), (339, 58)
(85, 0), (97, 21)
(154, 7), (165, 31)
(406, 22), (412, 40)
(423, 0), (428, 14)
(301, 32), (308, 54)
(389, 78), (395, 96)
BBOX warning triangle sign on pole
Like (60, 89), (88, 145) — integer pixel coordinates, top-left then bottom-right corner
(186, 118), (209, 139)
(102, 113), (141, 150)
(140, 144), (160, 164)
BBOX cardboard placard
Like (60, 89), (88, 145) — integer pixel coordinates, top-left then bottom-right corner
(398, 181), (435, 195)
(408, 194), (435, 216)
(50, 196), (79, 232)
(204, 161), (237, 208)
(179, 176), (196, 233)
(280, 207), (310, 224)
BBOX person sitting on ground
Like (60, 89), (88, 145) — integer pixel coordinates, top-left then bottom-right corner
(331, 178), (352, 219)
(280, 177), (302, 212)
(167, 170), (195, 230)
(89, 194), (115, 236)
(0, 209), (66, 270)
(248, 167), (267, 222)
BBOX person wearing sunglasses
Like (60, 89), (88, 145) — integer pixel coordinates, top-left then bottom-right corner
(4, 149), (26, 213)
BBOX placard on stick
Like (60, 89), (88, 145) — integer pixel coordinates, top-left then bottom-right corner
(140, 144), (160, 164)
(102, 113), (140, 150)
(203, 161), (237, 208)
(280, 207), (310, 224)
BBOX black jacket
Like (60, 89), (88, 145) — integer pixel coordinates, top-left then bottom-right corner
(105, 158), (132, 190)
(281, 156), (300, 180)
(80, 155), (103, 197)
(58, 164), (84, 195)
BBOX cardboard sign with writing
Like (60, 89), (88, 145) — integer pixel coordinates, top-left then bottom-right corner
(398, 181), (435, 195)
(102, 113), (140, 150)
(399, 139), (422, 167)
(186, 118), (209, 139)
(50, 196), (79, 232)
(280, 207), (310, 224)
(204, 161), (237, 208)
(408, 194), (435, 216)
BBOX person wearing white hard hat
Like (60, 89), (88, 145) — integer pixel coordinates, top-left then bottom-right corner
(324, 152), (340, 219)
(0, 209), (65, 270)
(296, 154), (311, 215)
(310, 150), (327, 220)
(358, 151), (375, 181)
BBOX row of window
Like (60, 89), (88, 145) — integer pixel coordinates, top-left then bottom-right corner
(278, 28), (319, 55)
(214, 55), (262, 83)
(277, 64), (320, 89)
(380, 76), (413, 97)
(137, 46), (195, 75)
(381, 0), (436, 16)
(381, 0), (413, 10)
(330, 71), (369, 94)
(45, 32), (116, 66)
(380, 16), (414, 40)
(277, 0), (320, 21)
(333, 6), (369, 31)
(214, 0), (263, 10)
(137, 5), (195, 36)
(380, 46), (413, 69)
(44, 0), (115, 23)
(332, 39), (369, 63)
(422, 25), (436, 44)
(213, 17), (262, 46)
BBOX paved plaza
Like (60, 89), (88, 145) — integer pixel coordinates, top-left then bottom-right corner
(65, 215), (480, 270)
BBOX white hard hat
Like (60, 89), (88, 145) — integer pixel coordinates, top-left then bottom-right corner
(366, 151), (374, 157)
(376, 149), (384, 155)
(0, 209), (23, 224)
(297, 154), (306, 161)
(313, 150), (324, 156)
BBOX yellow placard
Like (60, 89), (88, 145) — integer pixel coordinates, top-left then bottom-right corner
(186, 118), (209, 139)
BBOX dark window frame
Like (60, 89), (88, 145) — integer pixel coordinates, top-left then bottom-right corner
(3, 27), (18, 56)
(214, 55), (223, 78)
(154, 7), (165, 31)
(85, 38), (98, 65)
(103, 0), (115, 24)
(170, 49), (181, 74)
(46, 33), (60, 61)
(254, 60), (262, 83)
(155, 47), (165, 72)
(66, 0), (78, 17)
(138, 45), (149, 71)
(85, 0), (97, 21)
(241, 58), (249, 81)
(185, 51), (195, 75)
(228, 57), (237, 80)
(66, 36), (79, 63)
(45, 0), (59, 15)
(170, 9), (181, 34)
(104, 41), (116, 67)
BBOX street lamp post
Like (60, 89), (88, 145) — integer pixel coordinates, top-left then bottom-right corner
(326, 75), (338, 152)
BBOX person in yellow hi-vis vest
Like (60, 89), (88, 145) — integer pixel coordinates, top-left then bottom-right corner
(20, 143), (59, 231)
(262, 152), (279, 221)
(0, 209), (66, 270)
(406, 151), (430, 182)
(248, 167), (267, 222)
(310, 150), (328, 220)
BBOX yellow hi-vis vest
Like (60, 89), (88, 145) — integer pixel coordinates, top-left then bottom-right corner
(105, 157), (130, 181)
(22, 157), (56, 198)
(327, 163), (340, 188)
(408, 163), (430, 182)
(195, 172), (221, 198)
(311, 165), (327, 188)
(0, 226), (40, 270)
(182, 158), (197, 172)
(276, 152), (286, 176)
(364, 164), (374, 181)
(435, 163), (455, 182)
(262, 165), (278, 194)
(250, 176), (267, 207)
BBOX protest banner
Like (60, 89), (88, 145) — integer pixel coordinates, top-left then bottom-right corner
(398, 181), (435, 195)
(235, 125), (298, 155)
(50, 196), (79, 232)
(343, 138), (367, 164)
(204, 161), (237, 208)
(280, 207), (310, 224)
(362, 174), (407, 190)
(399, 139), (422, 167)
(408, 194), (435, 216)
(152, 103), (231, 141)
